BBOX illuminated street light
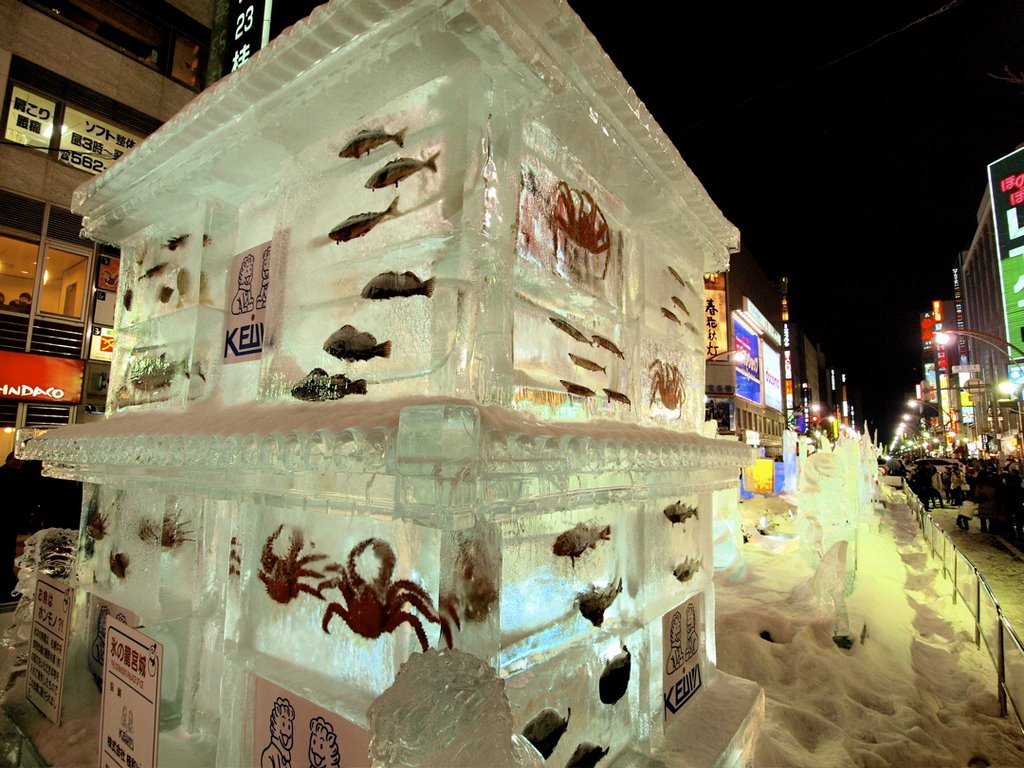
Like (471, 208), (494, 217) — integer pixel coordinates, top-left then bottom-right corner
(998, 380), (1024, 464)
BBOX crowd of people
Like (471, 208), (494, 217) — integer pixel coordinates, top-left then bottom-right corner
(903, 457), (1024, 538)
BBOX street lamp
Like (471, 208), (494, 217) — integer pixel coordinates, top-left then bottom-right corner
(906, 398), (954, 455)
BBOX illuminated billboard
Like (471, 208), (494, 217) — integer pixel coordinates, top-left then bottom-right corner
(733, 315), (761, 404)
(763, 345), (782, 411)
(988, 146), (1024, 357)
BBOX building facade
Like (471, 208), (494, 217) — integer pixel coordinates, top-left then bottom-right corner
(0, 0), (214, 457)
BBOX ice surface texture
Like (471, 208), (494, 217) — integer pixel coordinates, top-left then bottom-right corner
(26, 0), (761, 764)
(367, 648), (544, 767)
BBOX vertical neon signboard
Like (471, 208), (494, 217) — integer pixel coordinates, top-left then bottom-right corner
(988, 147), (1024, 360)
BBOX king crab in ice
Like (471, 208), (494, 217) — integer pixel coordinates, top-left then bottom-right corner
(258, 524), (328, 604)
(320, 538), (455, 651)
(648, 359), (685, 412)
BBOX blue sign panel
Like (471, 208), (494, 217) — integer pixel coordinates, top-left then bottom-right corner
(734, 316), (761, 404)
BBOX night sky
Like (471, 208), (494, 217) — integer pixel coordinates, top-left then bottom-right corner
(567, 0), (1024, 440)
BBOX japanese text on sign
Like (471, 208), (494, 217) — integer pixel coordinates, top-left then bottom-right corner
(99, 623), (162, 768)
(26, 575), (72, 724)
(59, 107), (142, 177)
(4, 85), (55, 151)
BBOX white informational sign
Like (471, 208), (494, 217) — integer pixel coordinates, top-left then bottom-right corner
(99, 623), (162, 768)
(25, 575), (73, 724)
(4, 85), (55, 151)
(58, 106), (142, 176)
(224, 241), (271, 364)
(661, 594), (704, 727)
(88, 595), (140, 684)
(253, 675), (371, 768)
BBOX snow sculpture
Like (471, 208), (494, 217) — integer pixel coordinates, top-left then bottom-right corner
(12, 0), (759, 764)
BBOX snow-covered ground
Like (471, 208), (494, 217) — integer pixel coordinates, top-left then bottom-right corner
(716, 486), (1024, 767)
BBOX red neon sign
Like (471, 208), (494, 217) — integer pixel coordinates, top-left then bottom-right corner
(0, 350), (84, 403)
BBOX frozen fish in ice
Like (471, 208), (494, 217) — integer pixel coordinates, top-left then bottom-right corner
(365, 151), (439, 189)
(141, 262), (169, 280)
(323, 324), (392, 361)
(339, 127), (407, 158)
(165, 234), (189, 250)
(290, 368), (368, 401)
(663, 500), (698, 525)
(129, 353), (181, 391)
(360, 270), (434, 299)
(123, 289), (133, 311)
(603, 389), (631, 407)
(550, 316), (590, 344)
(568, 353), (605, 374)
(578, 579), (622, 627)
(667, 265), (687, 288)
(671, 296), (690, 315)
(158, 285), (174, 303)
(673, 557), (703, 583)
(566, 742), (610, 768)
(522, 708), (571, 760)
(560, 380), (595, 398)
(661, 307), (681, 324)
(598, 646), (630, 705)
(329, 197), (400, 243)
(553, 522), (610, 566)
(591, 334), (624, 359)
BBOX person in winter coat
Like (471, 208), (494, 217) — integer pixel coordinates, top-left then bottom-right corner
(974, 471), (1000, 533)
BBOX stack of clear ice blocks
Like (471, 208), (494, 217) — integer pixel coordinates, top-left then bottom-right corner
(14, 0), (761, 764)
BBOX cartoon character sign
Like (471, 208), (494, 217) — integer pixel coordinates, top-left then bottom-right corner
(231, 253), (255, 315)
(256, 245), (271, 310)
(308, 716), (341, 768)
(261, 696), (296, 768)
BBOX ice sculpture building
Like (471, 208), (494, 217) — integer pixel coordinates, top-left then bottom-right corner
(11, 0), (762, 765)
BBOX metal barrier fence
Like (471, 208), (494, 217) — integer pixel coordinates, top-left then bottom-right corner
(902, 486), (1024, 733)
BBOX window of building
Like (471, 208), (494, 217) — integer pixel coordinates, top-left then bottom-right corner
(21, 0), (210, 91)
(39, 245), (90, 318)
(0, 235), (40, 313)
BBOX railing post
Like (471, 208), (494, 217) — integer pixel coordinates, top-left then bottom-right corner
(998, 617), (1008, 717)
(952, 546), (957, 605)
(975, 573), (981, 648)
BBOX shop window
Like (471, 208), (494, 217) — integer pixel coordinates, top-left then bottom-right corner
(39, 246), (89, 319)
(0, 235), (39, 313)
(171, 35), (206, 90)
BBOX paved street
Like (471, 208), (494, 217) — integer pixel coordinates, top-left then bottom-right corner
(913, 494), (1024, 638)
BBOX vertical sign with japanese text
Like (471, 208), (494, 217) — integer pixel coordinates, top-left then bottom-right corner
(224, 241), (271, 363)
(703, 273), (727, 358)
(100, 623), (162, 768)
(989, 146), (1024, 358)
(4, 85), (55, 151)
(26, 575), (73, 724)
(224, 0), (272, 73)
(662, 594), (704, 727)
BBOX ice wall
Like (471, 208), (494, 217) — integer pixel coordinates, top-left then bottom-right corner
(12, 1), (758, 765)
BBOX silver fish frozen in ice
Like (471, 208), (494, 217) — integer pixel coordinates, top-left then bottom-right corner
(339, 127), (407, 158)
(365, 152), (439, 189)
(329, 198), (399, 243)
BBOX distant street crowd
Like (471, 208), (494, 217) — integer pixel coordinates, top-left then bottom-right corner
(897, 457), (1024, 538)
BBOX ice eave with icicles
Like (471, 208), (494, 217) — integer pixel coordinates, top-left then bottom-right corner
(71, 0), (737, 273)
(16, 397), (755, 523)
